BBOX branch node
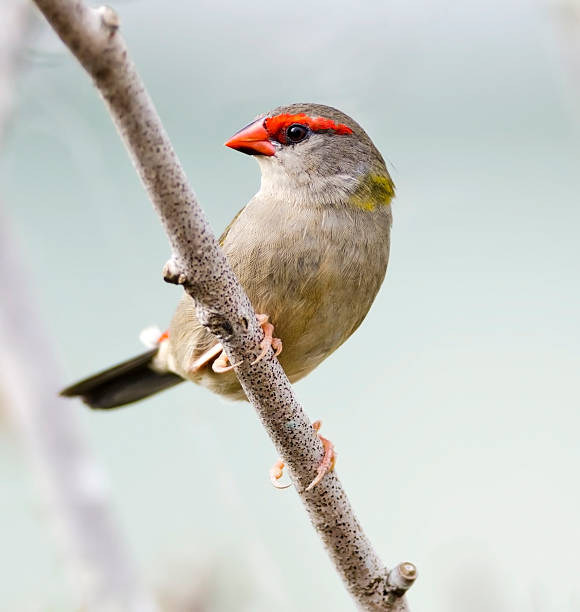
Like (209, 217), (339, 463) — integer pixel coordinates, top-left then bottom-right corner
(387, 562), (417, 593)
(98, 5), (120, 32)
(162, 257), (186, 285)
(196, 307), (235, 340)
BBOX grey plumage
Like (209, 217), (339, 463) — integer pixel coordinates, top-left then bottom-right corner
(62, 103), (394, 408)
(166, 104), (393, 399)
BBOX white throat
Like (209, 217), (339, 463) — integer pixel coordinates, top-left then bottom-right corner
(256, 156), (359, 208)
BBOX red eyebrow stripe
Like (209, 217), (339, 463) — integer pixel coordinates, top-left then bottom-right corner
(264, 113), (353, 137)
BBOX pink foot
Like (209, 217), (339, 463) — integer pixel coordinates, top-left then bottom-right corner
(305, 420), (336, 491)
(252, 314), (283, 365)
(269, 420), (336, 491)
(188, 343), (242, 374)
(187, 313), (282, 375)
(269, 459), (291, 489)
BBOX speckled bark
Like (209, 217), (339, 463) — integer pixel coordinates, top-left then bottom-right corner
(32, 1), (416, 608)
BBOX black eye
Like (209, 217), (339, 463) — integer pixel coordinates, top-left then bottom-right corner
(286, 124), (309, 144)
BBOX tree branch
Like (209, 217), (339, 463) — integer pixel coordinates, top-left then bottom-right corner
(31, 1), (416, 608)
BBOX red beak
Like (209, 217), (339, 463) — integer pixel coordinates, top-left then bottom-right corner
(225, 118), (276, 156)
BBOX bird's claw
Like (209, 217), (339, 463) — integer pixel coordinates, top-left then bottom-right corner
(188, 343), (243, 374)
(269, 420), (336, 492)
(188, 312), (280, 375)
(252, 314), (283, 365)
(269, 459), (292, 489)
(305, 420), (336, 491)
(212, 348), (243, 373)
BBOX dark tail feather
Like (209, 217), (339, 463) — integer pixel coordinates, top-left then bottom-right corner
(60, 348), (184, 409)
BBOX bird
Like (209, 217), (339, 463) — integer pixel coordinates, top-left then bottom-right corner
(61, 102), (395, 487)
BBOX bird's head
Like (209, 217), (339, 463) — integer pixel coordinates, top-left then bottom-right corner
(225, 103), (394, 210)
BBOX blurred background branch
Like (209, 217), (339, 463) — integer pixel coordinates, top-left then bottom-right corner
(0, 1), (156, 610)
(0, 0), (30, 147)
(551, 0), (580, 106)
(0, 214), (158, 612)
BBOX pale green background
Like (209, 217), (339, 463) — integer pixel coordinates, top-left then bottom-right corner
(1, 0), (580, 610)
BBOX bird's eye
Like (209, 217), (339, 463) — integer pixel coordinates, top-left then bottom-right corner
(286, 124), (309, 144)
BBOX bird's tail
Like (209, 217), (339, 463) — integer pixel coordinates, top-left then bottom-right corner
(60, 348), (183, 409)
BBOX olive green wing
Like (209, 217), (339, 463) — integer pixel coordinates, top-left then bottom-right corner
(218, 207), (245, 247)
